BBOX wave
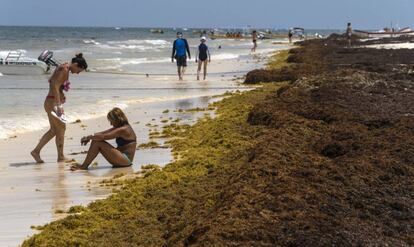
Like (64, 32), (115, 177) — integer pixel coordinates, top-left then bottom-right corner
(96, 57), (170, 66)
(93, 53), (240, 70)
(0, 49), (27, 57)
(107, 39), (169, 46)
(0, 92), (224, 140)
(0, 117), (50, 140)
(96, 39), (170, 51)
(97, 44), (158, 51)
(211, 53), (240, 60)
(82, 39), (101, 45)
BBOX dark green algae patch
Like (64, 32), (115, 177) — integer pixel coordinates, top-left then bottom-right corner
(22, 85), (281, 247)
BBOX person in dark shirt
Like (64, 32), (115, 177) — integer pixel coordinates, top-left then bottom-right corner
(171, 32), (191, 80)
(195, 36), (211, 80)
(346, 23), (352, 47)
(251, 30), (258, 52)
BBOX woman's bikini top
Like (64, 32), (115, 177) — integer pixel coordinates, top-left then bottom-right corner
(116, 126), (136, 147)
(116, 137), (136, 147)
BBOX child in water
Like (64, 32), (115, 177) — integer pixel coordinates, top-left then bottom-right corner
(195, 36), (211, 80)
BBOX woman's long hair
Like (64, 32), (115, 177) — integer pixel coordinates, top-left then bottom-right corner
(107, 107), (129, 127)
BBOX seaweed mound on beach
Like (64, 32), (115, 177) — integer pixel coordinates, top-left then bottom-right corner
(245, 34), (414, 84)
(243, 72), (414, 245)
(244, 67), (297, 84)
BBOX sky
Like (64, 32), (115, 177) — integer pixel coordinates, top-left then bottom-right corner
(0, 0), (412, 29)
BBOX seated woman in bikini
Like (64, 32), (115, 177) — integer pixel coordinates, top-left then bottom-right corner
(71, 107), (137, 170)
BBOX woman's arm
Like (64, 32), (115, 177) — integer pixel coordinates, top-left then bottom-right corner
(185, 39), (191, 59)
(171, 40), (177, 62)
(50, 65), (68, 107)
(94, 127), (116, 136)
(83, 127), (124, 143)
(207, 47), (211, 62)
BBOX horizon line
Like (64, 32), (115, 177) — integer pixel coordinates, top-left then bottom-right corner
(0, 24), (345, 31)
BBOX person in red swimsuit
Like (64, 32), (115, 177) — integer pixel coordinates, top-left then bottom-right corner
(31, 53), (87, 163)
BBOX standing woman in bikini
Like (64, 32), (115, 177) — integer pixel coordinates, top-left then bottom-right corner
(31, 53), (87, 163)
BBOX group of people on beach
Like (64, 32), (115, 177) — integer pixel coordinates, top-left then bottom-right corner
(171, 31), (211, 81)
(30, 32), (215, 170)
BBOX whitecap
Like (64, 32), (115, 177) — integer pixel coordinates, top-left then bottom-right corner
(83, 39), (101, 45)
(211, 53), (240, 60)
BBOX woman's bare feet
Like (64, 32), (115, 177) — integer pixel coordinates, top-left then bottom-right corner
(57, 156), (74, 163)
(70, 164), (88, 171)
(31, 150), (44, 163)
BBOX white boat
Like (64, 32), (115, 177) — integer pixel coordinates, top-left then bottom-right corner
(0, 51), (49, 75)
(354, 27), (414, 38)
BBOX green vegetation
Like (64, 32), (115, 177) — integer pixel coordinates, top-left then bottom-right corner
(266, 49), (290, 70)
(184, 107), (215, 112)
(67, 205), (86, 214)
(137, 141), (161, 149)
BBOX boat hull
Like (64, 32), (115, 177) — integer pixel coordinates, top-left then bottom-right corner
(354, 30), (414, 38)
(0, 61), (48, 75)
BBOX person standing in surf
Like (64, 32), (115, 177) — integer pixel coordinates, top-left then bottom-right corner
(172, 32), (191, 80)
(346, 23), (353, 47)
(251, 30), (258, 52)
(195, 36), (211, 80)
(31, 53), (87, 163)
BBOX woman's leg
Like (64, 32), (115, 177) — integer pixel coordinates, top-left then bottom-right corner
(73, 140), (131, 170)
(203, 61), (208, 80)
(31, 113), (56, 163)
(197, 60), (202, 80)
(47, 113), (67, 162)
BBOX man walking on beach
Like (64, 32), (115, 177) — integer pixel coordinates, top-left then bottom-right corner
(288, 28), (293, 44)
(172, 32), (191, 80)
(346, 23), (352, 47)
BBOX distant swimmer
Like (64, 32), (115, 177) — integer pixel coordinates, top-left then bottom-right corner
(71, 108), (136, 170)
(31, 53), (87, 163)
(251, 30), (258, 52)
(171, 32), (191, 81)
(346, 22), (352, 47)
(196, 36), (211, 80)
